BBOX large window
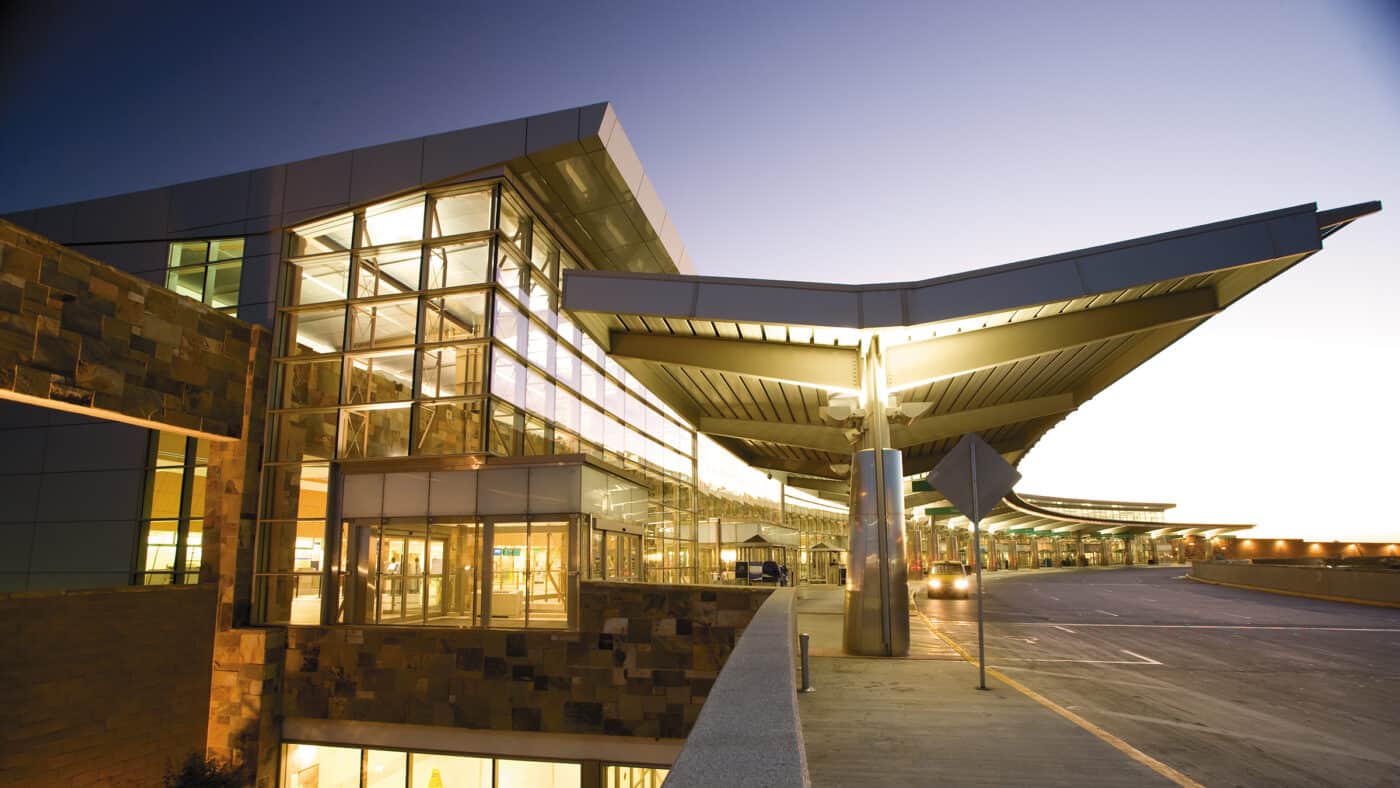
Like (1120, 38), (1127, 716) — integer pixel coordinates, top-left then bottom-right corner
(138, 431), (209, 584)
(166, 238), (243, 313)
(281, 743), (661, 788)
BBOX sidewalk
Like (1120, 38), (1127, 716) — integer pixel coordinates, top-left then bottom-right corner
(794, 587), (1176, 787)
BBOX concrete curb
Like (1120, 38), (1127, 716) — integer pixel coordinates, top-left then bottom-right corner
(1185, 574), (1400, 609)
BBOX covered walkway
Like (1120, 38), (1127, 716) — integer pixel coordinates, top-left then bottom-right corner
(908, 492), (1253, 577)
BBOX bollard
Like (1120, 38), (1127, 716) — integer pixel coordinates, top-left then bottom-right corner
(799, 632), (814, 692)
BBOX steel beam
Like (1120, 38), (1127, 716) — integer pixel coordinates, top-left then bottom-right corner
(609, 332), (860, 390)
(698, 416), (854, 454)
(746, 455), (851, 480)
(889, 394), (1076, 450)
(785, 476), (850, 496)
(886, 288), (1220, 390)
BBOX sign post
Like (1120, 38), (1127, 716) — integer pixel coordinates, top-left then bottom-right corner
(926, 433), (1021, 691)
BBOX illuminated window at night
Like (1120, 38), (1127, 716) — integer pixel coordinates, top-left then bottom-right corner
(166, 237), (244, 314)
(279, 742), (651, 788)
(138, 431), (209, 584)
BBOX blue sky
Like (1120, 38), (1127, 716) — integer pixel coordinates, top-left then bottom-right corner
(2, 1), (1397, 538)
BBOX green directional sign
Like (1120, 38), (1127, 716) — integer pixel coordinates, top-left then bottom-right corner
(925, 506), (960, 516)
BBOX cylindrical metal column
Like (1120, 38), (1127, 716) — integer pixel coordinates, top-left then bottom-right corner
(843, 448), (909, 656)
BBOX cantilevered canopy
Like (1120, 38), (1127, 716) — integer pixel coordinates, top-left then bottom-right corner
(564, 201), (1380, 483)
(976, 492), (1252, 538)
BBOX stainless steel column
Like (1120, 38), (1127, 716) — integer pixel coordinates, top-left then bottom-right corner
(843, 448), (909, 656)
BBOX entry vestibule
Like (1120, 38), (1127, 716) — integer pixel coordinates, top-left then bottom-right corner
(339, 517), (574, 628)
(308, 461), (649, 630)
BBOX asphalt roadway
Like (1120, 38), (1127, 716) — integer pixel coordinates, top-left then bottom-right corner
(921, 566), (1400, 788)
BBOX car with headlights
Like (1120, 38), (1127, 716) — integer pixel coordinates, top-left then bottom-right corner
(925, 561), (971, 599)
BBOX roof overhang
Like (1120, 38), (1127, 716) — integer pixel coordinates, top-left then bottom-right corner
(563, 201), (1379, 478)
(5, 102), (695, 277)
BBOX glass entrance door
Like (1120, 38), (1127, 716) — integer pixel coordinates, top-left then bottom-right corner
(595, 530), (641, 581)
(491, 521), (567, 628)
(338, 515), (574, 629)
(374, 523), (432, 623)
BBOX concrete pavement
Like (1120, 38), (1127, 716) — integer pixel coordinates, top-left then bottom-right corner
(925, 566), (1400, 787)
(795, 585), (1179, 787)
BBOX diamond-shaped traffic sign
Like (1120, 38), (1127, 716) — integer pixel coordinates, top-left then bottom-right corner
(926, 433), (1021, 523)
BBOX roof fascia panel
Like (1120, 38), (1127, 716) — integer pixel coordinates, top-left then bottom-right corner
(695, 281), (862, 327)
(906, 258), (1083, 327)
(562, 202), (1342, 330)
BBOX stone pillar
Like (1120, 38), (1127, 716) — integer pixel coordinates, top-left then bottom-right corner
(1076, 533), (1087, 567)
(202, 326), (284, 787)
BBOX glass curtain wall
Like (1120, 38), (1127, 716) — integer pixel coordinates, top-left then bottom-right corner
(258, 180), (699, 623)
(696, 491), (844, 585)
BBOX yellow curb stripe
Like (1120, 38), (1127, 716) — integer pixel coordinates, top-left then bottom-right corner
(1185, 574), (1400, 608)
(913, 607), (1205, 788)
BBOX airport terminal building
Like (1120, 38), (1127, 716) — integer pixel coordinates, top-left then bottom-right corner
(0, 103), (1377, 786)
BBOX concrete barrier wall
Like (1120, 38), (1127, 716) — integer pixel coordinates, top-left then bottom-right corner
(665, 587), (808, 788)
(0, 583), (217, 787)
(1191, 561), (1400, 606)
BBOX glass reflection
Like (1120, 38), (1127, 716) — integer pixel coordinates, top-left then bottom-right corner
(423, 291), (487, 343)
(360, 197), (425, 248)
(290, 214), (354, 256)
(426, 241), (490, 289)
(431, 188), (493, 238)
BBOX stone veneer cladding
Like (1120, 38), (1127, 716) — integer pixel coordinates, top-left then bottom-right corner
(282, 582), (774, 741)
(0, 219), (255, 439)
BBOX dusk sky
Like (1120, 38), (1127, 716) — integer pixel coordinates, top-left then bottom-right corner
(2, 1), (1397, 539)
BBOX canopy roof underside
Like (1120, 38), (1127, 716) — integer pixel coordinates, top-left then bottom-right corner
(956, 492), (1254, 538)
(563, 201), (1380, 484)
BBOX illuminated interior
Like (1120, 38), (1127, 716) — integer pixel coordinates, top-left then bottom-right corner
(256, 179), (854, 625)
(280, 742), (665, 788)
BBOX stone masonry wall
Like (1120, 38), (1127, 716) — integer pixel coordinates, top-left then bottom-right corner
(282, 582), (774, 742)
(0, 583), (217, 787)
(0, 218), (255, 439)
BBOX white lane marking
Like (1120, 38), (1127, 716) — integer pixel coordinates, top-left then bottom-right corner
(1002, 623), (1400, 632)
(1048, 595), (1061, 601)
(1053, 625), (1076, 634)
(1120, 649), (1162, 665)
(991, 649), (1162, 666)
(1095, 609), (1120, 617)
